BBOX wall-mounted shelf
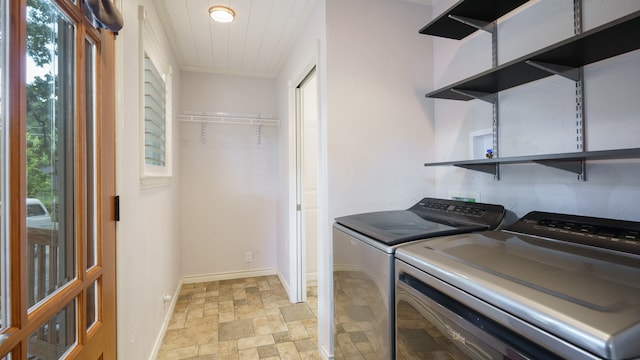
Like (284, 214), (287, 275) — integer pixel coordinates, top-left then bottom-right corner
(178, 112), (279, 145)
(426, 9), (640, 101)
(424, 148), (640, 176)
(422, 3), (639, 181)
(419, 0), (530, 39)
(177, 112), (280, 126)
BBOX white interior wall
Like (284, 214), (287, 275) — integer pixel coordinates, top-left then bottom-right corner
(432, 1), (640, 220)
(324, 0), (434, 356)
(179, 73), (279, 279)
(325, 0), (435, 216)
(115, 1), (183, 359)
(275, 0), (324, 300)
(277, 0), (435, 357)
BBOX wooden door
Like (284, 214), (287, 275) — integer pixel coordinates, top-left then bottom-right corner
(0, 0), (117, 358)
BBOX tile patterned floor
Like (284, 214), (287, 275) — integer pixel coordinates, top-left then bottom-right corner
(157, 276), (319, 360)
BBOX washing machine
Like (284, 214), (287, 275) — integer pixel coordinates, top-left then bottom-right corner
(332, 197), (506, 359)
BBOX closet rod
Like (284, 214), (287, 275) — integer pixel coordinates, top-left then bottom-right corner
(177, 112), (280, 126)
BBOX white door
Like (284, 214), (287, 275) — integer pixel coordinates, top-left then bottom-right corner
(295, 68), (319, 301)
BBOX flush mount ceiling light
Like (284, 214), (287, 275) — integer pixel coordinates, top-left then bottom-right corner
(209, 5), (235, 23)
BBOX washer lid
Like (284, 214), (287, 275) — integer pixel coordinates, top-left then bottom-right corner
(334, 198), (506, 246)
(395, 231), (640, 359)
(334, 210), (476, 246)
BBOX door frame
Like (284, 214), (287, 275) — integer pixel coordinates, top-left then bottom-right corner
(288, 63), (318, 304)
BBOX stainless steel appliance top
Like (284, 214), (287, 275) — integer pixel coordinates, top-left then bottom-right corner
(395, 211), (640, 360)
(334, 198), (506, 246)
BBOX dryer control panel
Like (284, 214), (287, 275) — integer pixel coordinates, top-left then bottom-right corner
(506, 211), (640, 256)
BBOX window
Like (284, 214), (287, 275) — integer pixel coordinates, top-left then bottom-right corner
(139, 6), (172, 183)
(144, 54), (166, 167)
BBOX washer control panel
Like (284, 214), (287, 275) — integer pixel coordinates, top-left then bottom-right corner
(408, 198), (505, 230)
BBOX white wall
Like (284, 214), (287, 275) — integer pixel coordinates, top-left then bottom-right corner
(323, 0), (434, 356)
(115, 1), (183, 358)
(325, 0), (435, 215)
(179, 73), (279, 278)
(432, 0), (640, 220)
(275, 0), (325, 300)
(277, 0), (435, 356)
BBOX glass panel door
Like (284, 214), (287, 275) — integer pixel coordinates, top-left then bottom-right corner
(26, 0), (76, 310)
(0, 0), (117, 357)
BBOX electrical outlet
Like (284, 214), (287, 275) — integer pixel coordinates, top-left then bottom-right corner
(245, 251), (253, 263)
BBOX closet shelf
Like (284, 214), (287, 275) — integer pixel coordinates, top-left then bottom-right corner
(419, 0), (530, 39)
(424, 148), (640, 176)
(426, 9), (640, 100)
(178, 112), (280, 126)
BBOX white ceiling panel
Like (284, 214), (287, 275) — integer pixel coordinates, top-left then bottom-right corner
(155, 0), (432, 78)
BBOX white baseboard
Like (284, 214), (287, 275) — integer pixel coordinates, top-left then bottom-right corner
(149, 277), (183, 360)
(319, 344), (333, 360)
(306, 272), (318, 287)
(277, 270), (291, 300)
(182, 268), (277, 284)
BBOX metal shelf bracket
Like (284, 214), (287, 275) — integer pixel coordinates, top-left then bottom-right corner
(525, 60), (581, 81)
(450, 89), (497, 103)
(448, 15), (496, 34)
(533, 159), (585, 176)
(454, 163), (499, 175)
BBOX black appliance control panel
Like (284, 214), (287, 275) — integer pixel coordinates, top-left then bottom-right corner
(506, 211), (640, 256)
(409, 198), (505, 230)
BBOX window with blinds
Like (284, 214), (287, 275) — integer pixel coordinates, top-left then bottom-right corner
(143, 53), (166, 167)
(139, 5), (172, 184)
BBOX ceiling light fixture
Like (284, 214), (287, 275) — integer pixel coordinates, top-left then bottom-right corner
(209, 5), (235, 23)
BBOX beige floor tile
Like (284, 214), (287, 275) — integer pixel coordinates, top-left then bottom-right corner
(300, 349), (322, 360)
(217, 340), (239, 360)
(219, 300), (234, 313)
(235, 305), (267, 320)
(203, 307), (219, 317)
(238, 347), (259, 360)
(277, 341), (302, 360)
(159, 277), (318, 360)
(280, 303), (314, 322)
(219, 319), (255, 341)
(204, 301), (219, 310)
(257, 344), (279, 358)
(266, 313), (288, 333)
(287, 321), (310, 340)
(219, 311), (235, 323)
(197, 342), (218, 356)
(167, 312), (188, 330)
(185, 315), (218, 329)
(237, 334), (274, 350)
(252, 317), (272, 335)
(156, 345), (198, 360)
(187, 304), (205, 319)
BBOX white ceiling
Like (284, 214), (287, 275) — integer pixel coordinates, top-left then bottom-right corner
(155, 0), (433, 78)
